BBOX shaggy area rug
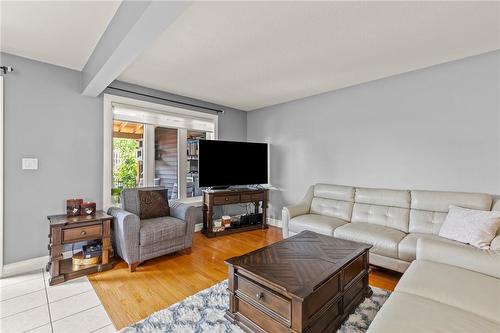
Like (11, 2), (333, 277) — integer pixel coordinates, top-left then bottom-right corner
(120, 280), (390, 333)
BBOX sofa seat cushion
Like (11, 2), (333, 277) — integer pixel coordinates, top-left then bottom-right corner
(140, 216), (186, 245)
(334, 223), (406, 258)
(367, 291), (500, 333)
(398, 233), (464, 261)
(289, 214), (347, 236)
(395, 260), (500, 325)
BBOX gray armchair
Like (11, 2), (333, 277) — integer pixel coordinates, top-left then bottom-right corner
(108, 187), (197, 272)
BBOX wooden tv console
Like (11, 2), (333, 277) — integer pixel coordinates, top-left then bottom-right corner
(202, 188), (269, 238)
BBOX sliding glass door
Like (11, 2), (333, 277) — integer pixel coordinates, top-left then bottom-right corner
(112, 121), (145, 204)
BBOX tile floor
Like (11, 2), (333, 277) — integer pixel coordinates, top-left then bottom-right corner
(0, 268), (116, 333)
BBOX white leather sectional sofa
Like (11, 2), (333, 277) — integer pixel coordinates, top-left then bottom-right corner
(367, 237), (500, 332)
(282, 184), (500, 272)
(283, 184), (500, 332)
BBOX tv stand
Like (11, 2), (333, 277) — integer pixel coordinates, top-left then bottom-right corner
(202, 187), (269, 238)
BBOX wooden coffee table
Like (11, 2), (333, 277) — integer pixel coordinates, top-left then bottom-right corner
(225, 230), (372, 333)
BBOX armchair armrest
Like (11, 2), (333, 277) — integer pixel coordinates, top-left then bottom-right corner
(169, 201), (198, 248)
(416, 238), (500, 278)
(108, 207), (140, 265)
(282, 185), (314, 238)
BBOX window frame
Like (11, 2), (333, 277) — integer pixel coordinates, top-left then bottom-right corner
(103, 94), (218, 210)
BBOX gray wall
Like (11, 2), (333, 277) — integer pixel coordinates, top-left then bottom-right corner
(247, 51), (500, 218)
(1, 52), (247, 264)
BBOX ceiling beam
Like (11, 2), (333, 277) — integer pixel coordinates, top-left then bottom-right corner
(81, 0), (191, 97)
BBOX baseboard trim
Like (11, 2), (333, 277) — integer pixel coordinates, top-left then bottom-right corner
(1, 255), (48, 278)
(1, 250), (73, 278)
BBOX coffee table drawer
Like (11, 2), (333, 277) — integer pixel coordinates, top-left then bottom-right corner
(238, 298), (289, 333)
(63, 225), (102, 243)
(237, 275), (291, 320)
(344, 254), (366, 287)
(344, 275), (365, 311)
(214, 194), (240, 205)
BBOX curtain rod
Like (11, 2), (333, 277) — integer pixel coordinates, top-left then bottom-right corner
(106, 86), (224, 114)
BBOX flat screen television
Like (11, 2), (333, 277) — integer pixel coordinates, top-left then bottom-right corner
(198, 139), (268, 188)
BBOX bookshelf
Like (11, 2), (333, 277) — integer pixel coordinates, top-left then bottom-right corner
(186, 131), (205, 197)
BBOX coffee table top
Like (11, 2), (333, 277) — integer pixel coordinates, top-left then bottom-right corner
(225, 230), (371, 298)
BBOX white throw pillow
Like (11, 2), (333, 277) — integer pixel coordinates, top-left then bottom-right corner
(439, 205), (500, 249)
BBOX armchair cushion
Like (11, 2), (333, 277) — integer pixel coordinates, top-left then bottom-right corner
(138, 189), (170, 219)
(140, 216), (185, 245)
(122, 186), (166, 216)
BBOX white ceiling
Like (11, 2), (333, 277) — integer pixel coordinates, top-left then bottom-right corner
(1, 1), (499, 110)
(0, 1), (120, 70)
(119, 1), (500, 111)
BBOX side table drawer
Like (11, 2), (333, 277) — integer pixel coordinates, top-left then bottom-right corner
(62, 224), (102, 243)
(214, 194), (240, 205)
(237, 275), (291, 321)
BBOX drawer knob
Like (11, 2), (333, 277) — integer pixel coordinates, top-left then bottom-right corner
(256, 292), (264, 300)
(80, 230), (87, 236)
(225, 198), (229, 201)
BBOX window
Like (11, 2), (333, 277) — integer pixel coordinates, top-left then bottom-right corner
(103, 94), (218, 209)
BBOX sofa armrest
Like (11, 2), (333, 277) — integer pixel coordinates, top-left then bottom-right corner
(108, 207), (140, 265)
(416, 238), (500, 279)
(490, 198), (500, 250)
(490, 235), (500, 251)
(169, 201), (197, 248)
(282, 185), (314, 238)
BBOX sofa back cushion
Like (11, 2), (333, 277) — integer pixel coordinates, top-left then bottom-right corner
(351, 188), (411, 232)
(409, 190), (492, 235)
(310, 184), (355, 221)
(492, 198), (500, 211)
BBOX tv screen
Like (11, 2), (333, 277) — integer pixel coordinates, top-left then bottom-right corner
(198, 140), (268, 187)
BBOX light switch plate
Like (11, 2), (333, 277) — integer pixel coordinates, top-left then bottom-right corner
(22, 158), (38, 170)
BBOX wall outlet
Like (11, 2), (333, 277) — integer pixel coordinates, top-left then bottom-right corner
(22, 158), (38, 170)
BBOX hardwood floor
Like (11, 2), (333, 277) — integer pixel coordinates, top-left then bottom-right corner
(89, 227), (401, 330)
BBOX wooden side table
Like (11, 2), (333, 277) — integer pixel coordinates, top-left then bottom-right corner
(47, 211), (114, 286)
